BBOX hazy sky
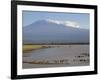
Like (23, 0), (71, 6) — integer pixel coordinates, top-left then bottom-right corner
(22, 11), (90, 29)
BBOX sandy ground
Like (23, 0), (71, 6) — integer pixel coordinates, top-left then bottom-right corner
(23, 45), (89, 69)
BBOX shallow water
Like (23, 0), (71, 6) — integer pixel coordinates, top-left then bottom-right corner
(23, 45), (89, 69)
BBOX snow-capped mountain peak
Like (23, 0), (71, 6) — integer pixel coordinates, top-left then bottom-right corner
(45, 19), (80, 28)
(23, 19), (89, 44)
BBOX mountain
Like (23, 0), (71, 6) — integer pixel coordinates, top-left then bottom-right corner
(23, 20), (89, 44)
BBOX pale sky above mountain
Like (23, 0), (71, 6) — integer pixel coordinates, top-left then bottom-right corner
(22, 11), (90, 29)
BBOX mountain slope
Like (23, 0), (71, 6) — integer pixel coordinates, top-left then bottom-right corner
(23, 20), (89, 44)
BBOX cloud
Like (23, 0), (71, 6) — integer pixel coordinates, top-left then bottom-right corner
(46, 19), (80, 28)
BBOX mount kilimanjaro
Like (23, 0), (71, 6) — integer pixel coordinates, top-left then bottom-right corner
(23, 20), (89, 44)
